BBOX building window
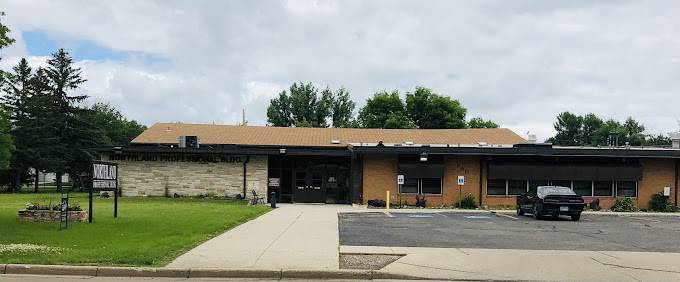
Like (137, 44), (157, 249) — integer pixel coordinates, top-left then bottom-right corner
(593, 181), (614, 196)
(399, 177), (442, 195)
(487, 179), (506, 195)
(551, 180), (572, 188)
(573, 181), (592, 196)
(421, 178), (442, 195)
(616, 181), (637, 197)
(400, 178), (419, 194)
(508, 180), (528, 195)
(529, 180), (550, 192)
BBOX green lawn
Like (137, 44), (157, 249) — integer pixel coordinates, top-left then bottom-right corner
(0, 193), (270, 266)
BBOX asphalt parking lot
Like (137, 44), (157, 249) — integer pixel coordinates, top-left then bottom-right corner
(338, 212), (680, 252)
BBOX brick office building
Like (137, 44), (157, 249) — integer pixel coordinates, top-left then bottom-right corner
(98, 123), (680, 210)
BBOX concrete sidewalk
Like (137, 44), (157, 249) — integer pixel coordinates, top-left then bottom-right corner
(341, 246), (680, 281)
(168, 204), (354, 270)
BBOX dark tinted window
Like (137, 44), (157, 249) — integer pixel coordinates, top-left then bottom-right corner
(529, 180), (549, 191)
(616, 181), (637, 197)
(487, 179), (506, 195)
(508, 180), (527, 195)
(400, 178), (418, 194)
(594, 181), (613, 196)
(573, 181), (592, 196)
(421, 178), (442, 195)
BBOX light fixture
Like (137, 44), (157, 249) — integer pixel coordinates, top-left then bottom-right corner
(419, 152), (428, 162)
(279, 148), (286, 154)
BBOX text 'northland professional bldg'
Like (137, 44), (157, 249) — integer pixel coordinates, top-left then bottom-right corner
(97, 123), (680, 210)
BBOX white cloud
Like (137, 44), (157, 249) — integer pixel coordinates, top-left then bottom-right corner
(1, 0), (679, 141)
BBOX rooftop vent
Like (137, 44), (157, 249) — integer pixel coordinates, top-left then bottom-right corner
(671, 132), (680, 149)
(528, 134), (537, 143)
(331, 139), (341, 144)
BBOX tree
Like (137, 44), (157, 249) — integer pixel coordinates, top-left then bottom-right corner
(44, 49), (96, 191)
(358, 90), (413, 129)
(468, 117), (499, 128)
(0, 109), (13, 170)
(0, 11), (15, 83)
(581, 113), (603, 145)
(266, 82), (354, 128)
(1, 59), (33, 191)
(551, 112), (583, 146)
(314, 87), (333, 127)
(266, 91), (293, 127)
(331, 87), (355, 128)
(82, 103), (147, 145)
(289, 82), (317, 127)
(405, 86), (467, 129)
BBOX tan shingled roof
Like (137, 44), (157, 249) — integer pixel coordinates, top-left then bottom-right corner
(132, 123), (526, 147)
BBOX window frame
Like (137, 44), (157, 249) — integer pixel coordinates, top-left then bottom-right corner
(398, 177), (442, 195)
(615, 181), (638, 198)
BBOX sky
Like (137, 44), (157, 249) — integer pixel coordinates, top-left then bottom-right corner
(1, 0), (679, 141)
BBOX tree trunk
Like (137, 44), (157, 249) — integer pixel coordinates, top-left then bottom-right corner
(34, 171), (39, 193)
(56, 173), (62, 192)
(13, 170), (22, 193)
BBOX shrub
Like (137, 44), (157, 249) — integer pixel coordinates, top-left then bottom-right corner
(455, 194), (478, 209)
(649, 193), (679, 212)
(611, 197), (637, 212)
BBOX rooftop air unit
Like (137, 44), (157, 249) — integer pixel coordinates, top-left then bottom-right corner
(671, 132), (680, 149)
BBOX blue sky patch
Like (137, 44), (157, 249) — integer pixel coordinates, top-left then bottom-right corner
(22, 30), (171, 67)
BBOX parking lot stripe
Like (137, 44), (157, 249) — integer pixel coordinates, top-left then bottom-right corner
(383, 212), (394, 218)
(437, 213), (448, 218)
(495, 213), (518, 220)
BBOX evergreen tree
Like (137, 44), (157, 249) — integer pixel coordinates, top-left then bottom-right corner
(44, 49), (96, 191)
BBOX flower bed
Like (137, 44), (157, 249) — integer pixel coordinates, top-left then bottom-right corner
(19, 210), (89, 222)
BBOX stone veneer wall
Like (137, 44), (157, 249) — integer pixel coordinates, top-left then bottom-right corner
(103, 155), (268, 201)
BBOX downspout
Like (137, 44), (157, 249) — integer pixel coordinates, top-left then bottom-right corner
(675, 159), (678, 206)
(479, 157), (484, 207)
(243, 155), (250, 200)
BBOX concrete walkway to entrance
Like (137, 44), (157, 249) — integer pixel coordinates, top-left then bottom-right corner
(167, 204), (354, 270)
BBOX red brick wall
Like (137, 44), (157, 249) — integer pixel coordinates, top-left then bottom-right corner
(362, 155), (678, 210)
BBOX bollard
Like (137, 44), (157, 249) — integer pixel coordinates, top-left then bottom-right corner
(386, 190), (390, 210)
(270, 191), (277, 208)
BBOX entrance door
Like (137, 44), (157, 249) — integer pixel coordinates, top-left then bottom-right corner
(293, 170), (325, 203)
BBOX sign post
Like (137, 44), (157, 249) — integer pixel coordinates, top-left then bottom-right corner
(60, 193), (68, 230)
(457, 175), (465, 208)
(397, 174), (404, 208)
(91, 161), (118, 223)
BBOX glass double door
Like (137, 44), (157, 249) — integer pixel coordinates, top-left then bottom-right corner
(293, 170), (325, 203)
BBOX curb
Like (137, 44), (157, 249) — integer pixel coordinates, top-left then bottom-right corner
(5, 264), (97, 276)
(0, 264), (428, 280)
(188, 268), (281, 279)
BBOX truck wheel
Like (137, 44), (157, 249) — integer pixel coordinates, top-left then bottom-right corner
(571, 212), (581, 221)
(517, 206), (525, 216)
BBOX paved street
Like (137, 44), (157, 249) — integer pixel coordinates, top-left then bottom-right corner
(339, 211), (680, 252)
